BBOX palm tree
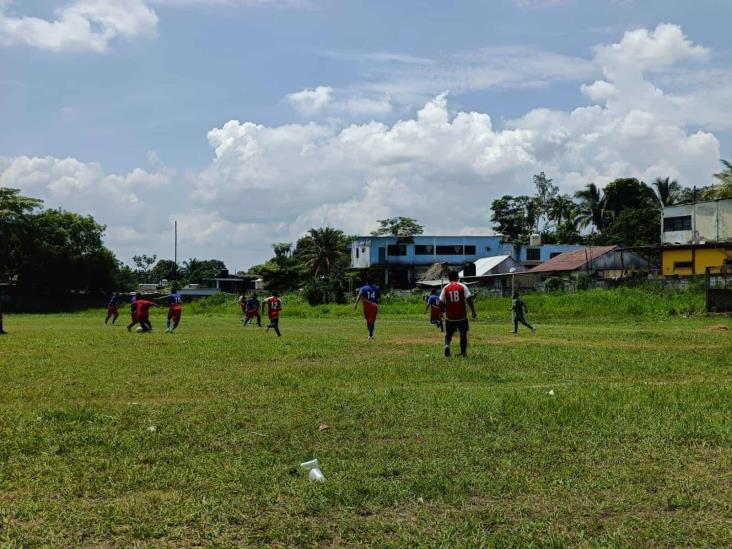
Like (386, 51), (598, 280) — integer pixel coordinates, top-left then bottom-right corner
(708, 157), (732, 199)
(295, 227), (350, 279)
(547, 194), (576, 227)
(714, 157), (732, 186)
(652, 177), (681, 207)
(574, 183), (606, 232)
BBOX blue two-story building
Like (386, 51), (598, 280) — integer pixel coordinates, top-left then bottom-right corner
(350, 235), (584, 288)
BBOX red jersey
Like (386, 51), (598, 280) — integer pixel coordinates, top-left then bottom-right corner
(135, 299), (155, 318)
(265, 296), (282, 319)
(439, 282), (472, 321)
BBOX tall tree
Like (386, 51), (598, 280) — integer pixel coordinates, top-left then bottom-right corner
(533, 172), (559, 231)
(150, 259), (180, 283)
(602, 178), (657, 214)
(707, 157), (732, 199)
(132, 254), (157, 283)
(547, 194), (576, 227)
(371, 217), (424, 237)
(182, 258), (227, 282)
(714, 157), (732, 186)
(490, 195), (535, 241)
(18, 209), (118, 293)
(574, 183), (607, 232)
(652, 177), (681, 207)
(294, 227), (351, 279)
(0, 188), (44, 282)
(254, 243), (303, 292)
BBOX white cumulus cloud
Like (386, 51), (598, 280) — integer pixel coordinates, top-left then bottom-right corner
(0, 0), (158, 52)
(0, 24), (726, 269)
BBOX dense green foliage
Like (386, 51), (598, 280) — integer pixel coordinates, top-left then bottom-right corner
(491, 162), (731, 249)
(0, 188), (122, 294)
(0, 309), (729, 546)
(370, 216), (424, 237)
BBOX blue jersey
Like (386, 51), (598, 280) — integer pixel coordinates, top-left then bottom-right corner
(427, 295), (440, 307)
(130, 295), (137, 312)
(359, 284), (380, 304)
(167, 293), (182, 306)
(246, 297), (260, 311)
(108, 295), (120, 307)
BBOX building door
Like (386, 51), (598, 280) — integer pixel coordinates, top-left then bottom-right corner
(378, 247), (386, 263)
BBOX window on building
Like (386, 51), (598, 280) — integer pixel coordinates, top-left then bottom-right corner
(387, 244), (408, 256)
(550, 252), (562, 259)
(436, 245), (464, 255)
(663, 215), (692, 232)
(355, 248), (359, 259)
(674, 261), (693, 270)
(485, 246), (492, 253)
(464, 245), (476, 255)
(526, 248), (541, 261)
(415, 245), (434, 255)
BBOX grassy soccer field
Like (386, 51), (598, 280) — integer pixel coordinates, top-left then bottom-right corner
(1, 302), (731, 547)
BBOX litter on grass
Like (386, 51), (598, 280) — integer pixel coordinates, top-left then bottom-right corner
(300, 458), (326, 482)
(318, 423), (330, 431)
(548, 390), (555, 396)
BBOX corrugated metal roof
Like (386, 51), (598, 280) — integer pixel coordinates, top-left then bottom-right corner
(460, 255), (524, 277)
(528, 245), (617, 273)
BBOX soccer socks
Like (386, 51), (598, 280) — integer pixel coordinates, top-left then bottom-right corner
(367, 322), (374, 338)
(459, 335), (468, 357)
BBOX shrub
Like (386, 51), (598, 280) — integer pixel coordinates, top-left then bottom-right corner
(576, 273), (592, 291)
(544, 277), (564, 292)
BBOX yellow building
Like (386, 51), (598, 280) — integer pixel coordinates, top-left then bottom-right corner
(661, 245), (732, 276)
(661, 198), (732, 276)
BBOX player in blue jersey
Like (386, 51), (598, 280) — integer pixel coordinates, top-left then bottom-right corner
(424, 289), (444, 332)
(105, 292), (122, 325)
(165, 284), (183, 333)
(353, 279), (381, 339)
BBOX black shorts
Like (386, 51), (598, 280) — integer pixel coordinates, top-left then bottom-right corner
(445, 319), (469, 337)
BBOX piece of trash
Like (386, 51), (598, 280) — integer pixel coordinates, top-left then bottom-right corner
(147, 425), (157, 432)
(318, 423), (330, 431)
(548, 390), (555, 396)
(417, 497), (424, 504)
(300, 458), (326, 482)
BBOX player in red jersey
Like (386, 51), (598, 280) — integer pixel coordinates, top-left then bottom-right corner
(438, 270), (477, 357)
(127, 293), (161, 333)
(264, 291), (282, 336)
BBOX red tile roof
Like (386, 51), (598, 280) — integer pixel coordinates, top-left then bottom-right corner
(528, 245), (618, 273)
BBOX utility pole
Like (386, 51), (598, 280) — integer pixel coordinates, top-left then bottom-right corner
(174, 220), (178, 269)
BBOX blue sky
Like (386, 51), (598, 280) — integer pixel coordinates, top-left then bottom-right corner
(2, 0), (731, 270)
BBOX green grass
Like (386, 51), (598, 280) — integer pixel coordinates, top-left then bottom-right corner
(1, 303), (730, 547)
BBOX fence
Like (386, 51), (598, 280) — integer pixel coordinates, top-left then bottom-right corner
(706, 267), (732, 313)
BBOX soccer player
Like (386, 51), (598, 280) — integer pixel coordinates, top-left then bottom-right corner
(439, 271), (477, 357)
(353, 279), (381, 340)
(127, 293), (161, 333)
(0, 302), (7, 335)
(129, 292), (138, 326)
(165, 286), (183, 333)
(424, 289), (444, 332)
(511, 291), (536, 335)
(105, 292), (122, 325)
(243, 293), (262, 327)
(264, 291), (282, 336)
